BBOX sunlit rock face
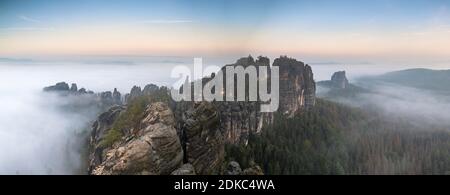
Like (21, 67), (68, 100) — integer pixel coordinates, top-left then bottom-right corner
(89, 102), (183, 175)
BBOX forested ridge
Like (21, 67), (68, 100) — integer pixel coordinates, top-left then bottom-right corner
(226, 99), (450, 175)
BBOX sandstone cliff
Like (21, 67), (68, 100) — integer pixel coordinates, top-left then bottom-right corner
(88, 102), (183, 175)
(83, 55), (316, 175)
(175, 56), (316, 144)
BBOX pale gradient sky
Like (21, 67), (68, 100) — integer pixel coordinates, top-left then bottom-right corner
(1, 0), (450, 64)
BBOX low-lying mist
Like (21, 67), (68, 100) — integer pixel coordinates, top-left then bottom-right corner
(355, 81), (450, 128)
(0, 59), (196, 174)
(315, 63), (450, 130)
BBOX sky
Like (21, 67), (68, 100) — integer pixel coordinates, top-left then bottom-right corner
(1, 0), (450, 64)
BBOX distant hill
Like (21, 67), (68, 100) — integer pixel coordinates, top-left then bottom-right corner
(365, 68), (450, 93)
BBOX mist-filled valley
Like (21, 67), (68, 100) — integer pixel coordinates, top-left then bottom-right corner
(0, 57), (449, 175)
(0, 57), (198, 174)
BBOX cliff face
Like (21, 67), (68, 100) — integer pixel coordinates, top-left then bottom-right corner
(84, 55), (316, 174)
(181, 102), (224, 174)
(89, 102), (183, 175)
(209, 56), (316, 144)
(275, 56), (316, 117)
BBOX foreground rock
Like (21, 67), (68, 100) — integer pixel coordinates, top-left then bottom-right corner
(89, 102), (183, 175)
(242, 164), (264, 175)
(225, 161), (242, 175)
(181, 102), (225, 175)
(171, 164), (196, 175)
(224, 161), (264, 175)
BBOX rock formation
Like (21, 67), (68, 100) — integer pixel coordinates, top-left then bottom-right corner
(113, 88), (121, 104)
(181, 55), (316, 144)
(70, 83), (78, 92)
(43, 82), (70, 92)
(89, 102), (183, 175)
(180, 102), (225, 174)
(142, 84), (159, 96)
(242, 164), (264, 175)
(316, 71), (367, 100)
(82, 55), (316, 175)
(88, 105), (125, 173)
(274, 56), (316, 117)
(224, 161), (264, 175)
(331, 71), (349, 89)
(171, 164), (196, 175)
(125, 86), (142, 103)
(225, 161), (242, 175)
(44, 82), (124, 108)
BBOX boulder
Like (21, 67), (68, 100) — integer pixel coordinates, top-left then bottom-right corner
(171, 164), (196, 175)
(242, 165), (264, 175)
(225, 161), (242, 175)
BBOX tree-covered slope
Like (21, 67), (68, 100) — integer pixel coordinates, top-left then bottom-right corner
(226, 99), (450, 175)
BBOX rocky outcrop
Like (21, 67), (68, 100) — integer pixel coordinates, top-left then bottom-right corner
(44, 82), (70, 92)
(181, 102), (225, 175)
(172, 56), (316, 144)
(331, 71), (349, 89)
(113, 88), (121, 104)
(242, 164), (264, 175)
(224, 161), (264, 175)
(84, 55), (316, 175)
(205, 56), (274, 144)
(44, 82), (124, 108)
(70, 83), (78, 92)
(142, 84), (159, 96)
(125, 86), (142, 103)
(225, 161), (242, 175)
(274, 56), (316, 117)
(89, 102), (183, 175)
(88, 105), (125, 173)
